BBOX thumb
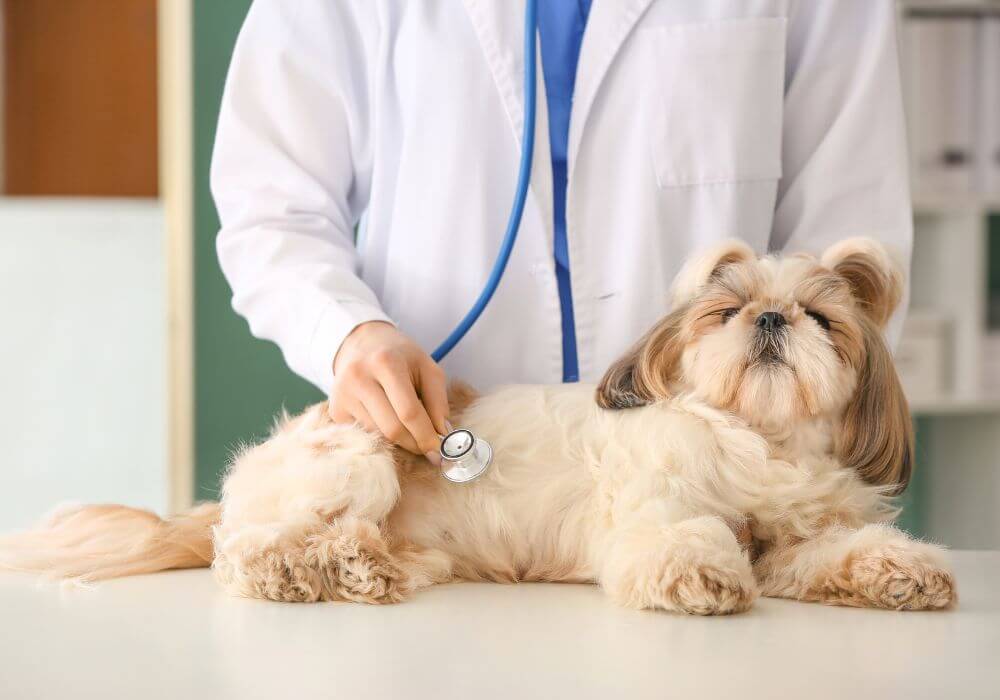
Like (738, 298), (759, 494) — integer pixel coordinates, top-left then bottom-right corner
(418, 359), (450, 436)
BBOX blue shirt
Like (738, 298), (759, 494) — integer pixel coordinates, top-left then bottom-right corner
(538, 0), (591, 383)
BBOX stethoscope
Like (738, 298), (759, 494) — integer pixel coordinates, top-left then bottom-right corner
(430, 0), (539, 483)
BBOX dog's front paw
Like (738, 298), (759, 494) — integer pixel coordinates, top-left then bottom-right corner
(849, 546), (956, 611)
(668, 559), (757, 615)
(603, 516), (758, 615)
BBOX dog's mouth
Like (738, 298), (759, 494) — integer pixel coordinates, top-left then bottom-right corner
(748, 331), (787, 367)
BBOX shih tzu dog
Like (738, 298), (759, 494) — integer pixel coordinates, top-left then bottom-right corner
(0, 238), (956, 614)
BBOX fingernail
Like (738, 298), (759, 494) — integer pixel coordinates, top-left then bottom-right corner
(425, 451), (442, 468)
(444, 420), (454, 433)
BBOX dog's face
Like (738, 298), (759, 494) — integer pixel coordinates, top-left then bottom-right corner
(597, 238), (913, 492)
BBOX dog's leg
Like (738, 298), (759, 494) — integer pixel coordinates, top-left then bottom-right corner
(599, 508), (757, 615)
(211, 404), (426, 603)
(221, 403), (405, 524)
(755, 523), (956, 610)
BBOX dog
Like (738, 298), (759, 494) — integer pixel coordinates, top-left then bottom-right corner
(0, 238), (955, 614)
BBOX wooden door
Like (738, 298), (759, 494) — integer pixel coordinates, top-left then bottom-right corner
(2, 0), (158, 196)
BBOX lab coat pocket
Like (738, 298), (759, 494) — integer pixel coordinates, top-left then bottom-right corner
(643, 17), (787, 188)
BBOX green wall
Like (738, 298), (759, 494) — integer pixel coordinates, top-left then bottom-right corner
(192, 1), (323, 500)
(989, 215), (1000, 329)
(895, 418), (930, 538)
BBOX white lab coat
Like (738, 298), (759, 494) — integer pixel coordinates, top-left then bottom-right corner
(213, 0), (912, 394)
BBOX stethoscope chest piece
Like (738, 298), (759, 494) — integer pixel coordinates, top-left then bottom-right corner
(439, 428), (493, 483)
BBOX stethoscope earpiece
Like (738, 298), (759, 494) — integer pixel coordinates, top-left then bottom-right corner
(439, 428), (493, 483)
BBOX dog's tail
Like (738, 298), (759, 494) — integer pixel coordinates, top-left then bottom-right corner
(0, 502), (219, 581)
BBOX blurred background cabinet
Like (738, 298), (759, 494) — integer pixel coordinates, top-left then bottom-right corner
(2, 0), (159, 196)
(896, 0), (1000, 548)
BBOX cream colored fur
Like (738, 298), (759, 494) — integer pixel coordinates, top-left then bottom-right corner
(0, 239), (956, 614)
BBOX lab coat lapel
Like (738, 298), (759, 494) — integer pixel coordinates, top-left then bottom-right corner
(568, 0), (655, 180)
(461, 0), (554, 245)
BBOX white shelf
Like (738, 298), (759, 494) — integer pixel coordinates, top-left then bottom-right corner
(902, 0), (1000, 14)
(909, 393), (1000, 415)
(912, 192), (1000, 215)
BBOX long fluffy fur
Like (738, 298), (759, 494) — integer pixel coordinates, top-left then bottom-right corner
(0, 239), (955, 614)
(0, 503), (217, 581)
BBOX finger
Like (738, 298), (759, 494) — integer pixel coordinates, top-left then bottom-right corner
(417, 360), (450, 436)
(380, 365), (441, 455)
(326, 389), (357, 423)
(331, 395), (378, 434)
(328, 363), (366, 423)
(357, 380), (421, 453)
(328, 396), (356, 424)
(349, 401), (380, 436)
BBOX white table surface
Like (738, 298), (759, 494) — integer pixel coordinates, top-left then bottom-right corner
(1, 551), (997, 700)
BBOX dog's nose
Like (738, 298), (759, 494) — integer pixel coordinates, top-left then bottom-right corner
(755, 311), (786, 332)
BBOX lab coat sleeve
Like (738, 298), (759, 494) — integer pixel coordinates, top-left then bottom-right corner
(212, 1), (390, 393)
(771, 0), (913, 347)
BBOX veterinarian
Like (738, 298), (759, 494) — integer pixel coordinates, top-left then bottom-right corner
(213, 1), (912, 461)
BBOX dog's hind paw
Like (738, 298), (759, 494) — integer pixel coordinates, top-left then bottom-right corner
(305, 518), (406, 604)
(215, 548), (325, 603)
(212, 517), (406, 604)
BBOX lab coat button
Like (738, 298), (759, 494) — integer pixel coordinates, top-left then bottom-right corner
(530, 263), (550, 279)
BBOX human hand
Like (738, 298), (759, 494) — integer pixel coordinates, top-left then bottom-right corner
(330, 321), (449, 463)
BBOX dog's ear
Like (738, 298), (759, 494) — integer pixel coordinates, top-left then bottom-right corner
(821, 238), (904, 328)
(598, 241), (754, 410)
(671, 239), (756, 306)
(837, 315), (914, 494)
(596, 306), (687, 410)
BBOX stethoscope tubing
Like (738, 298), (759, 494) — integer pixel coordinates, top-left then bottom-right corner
(430, 0), (538, 362)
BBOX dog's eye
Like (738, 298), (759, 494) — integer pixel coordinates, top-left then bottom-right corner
(806, 310), (831, 331)
(719, 308), (741, 323)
